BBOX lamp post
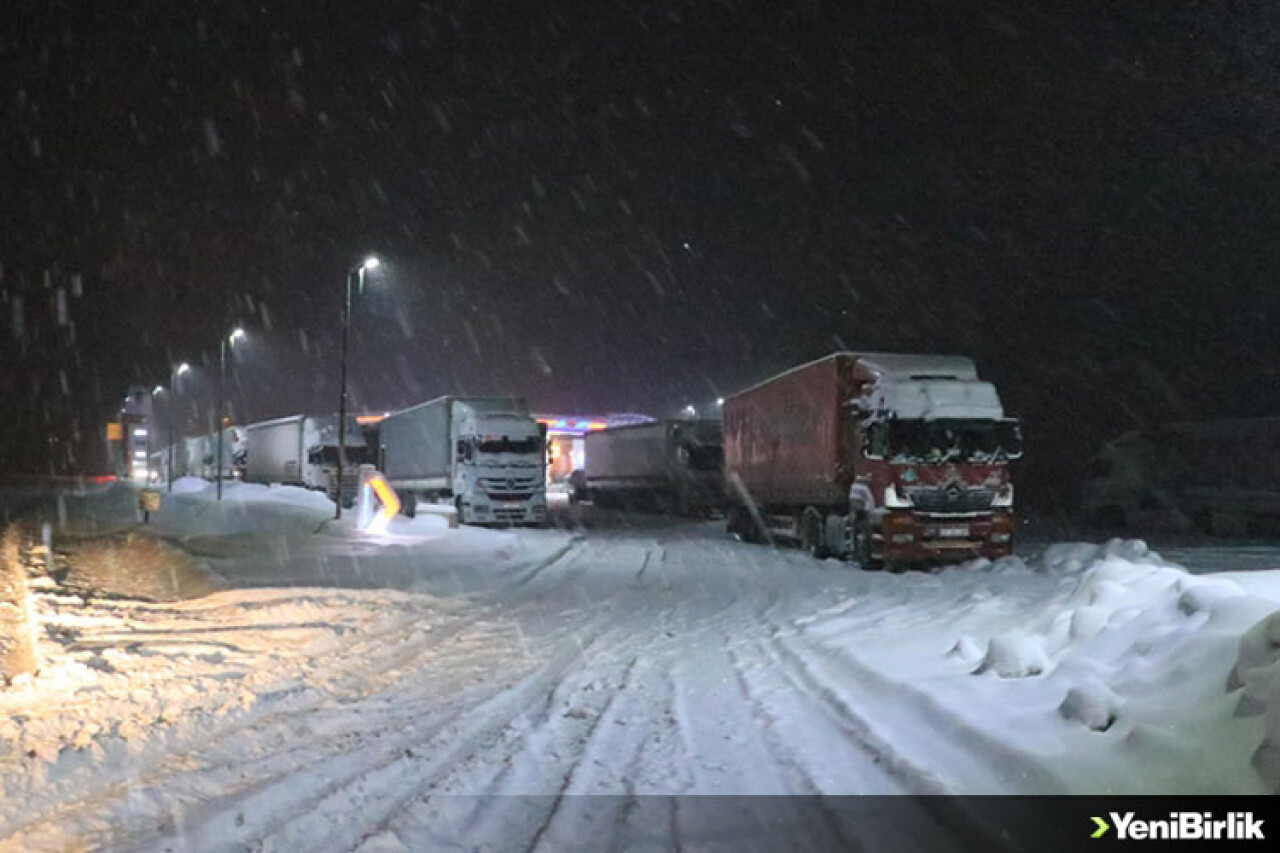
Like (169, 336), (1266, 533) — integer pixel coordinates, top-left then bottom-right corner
(217, 329), (245, 501)
(164, 362), (191, 492)
(335, 256), (380, 520)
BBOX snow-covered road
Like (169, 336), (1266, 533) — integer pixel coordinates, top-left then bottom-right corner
(2, 481), (1279, 851)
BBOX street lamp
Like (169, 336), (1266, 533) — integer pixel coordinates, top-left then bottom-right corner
(217, 329), (245, 501)
(162, 362), (191, 492)
(335, 256), (380, 520)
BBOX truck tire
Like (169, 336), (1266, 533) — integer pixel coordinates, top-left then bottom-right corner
(728, 506), (757, 543)
(801, 507), (830, 559)
(399, 491), (417, 518)
(854, 517), (881, 571)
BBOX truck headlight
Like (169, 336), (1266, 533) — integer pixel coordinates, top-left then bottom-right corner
(884, 483), (913, 509)
(992, 483), (1014, 507)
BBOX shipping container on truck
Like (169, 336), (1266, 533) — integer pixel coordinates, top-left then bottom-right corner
(583, 419), (724, 516)
(723, 352), (1022, 569)
(378, 396), (547, 526)
(243, 414), (372, 503)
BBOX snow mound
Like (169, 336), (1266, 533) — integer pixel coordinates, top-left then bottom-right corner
(1058, 680), (1119, 731)
(1039, 539), (1162, 575)
(948, 634), (983, 664)
(170, 477), (210, 494)
(973, 630), (1048, 678)
(1230, 611), (1280, 791)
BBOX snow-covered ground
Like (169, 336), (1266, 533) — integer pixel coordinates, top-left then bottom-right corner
(2, 479), (1279, 850)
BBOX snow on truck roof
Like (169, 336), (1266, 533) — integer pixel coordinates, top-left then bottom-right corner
(727, 352), (980, 399)
(869, 379), (1005, 421)
(854, 352), (978, 381)
(387, 395), (530, 418)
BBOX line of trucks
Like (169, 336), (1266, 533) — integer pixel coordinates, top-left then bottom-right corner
(154, 352), (1023, 568)
(154, 397), (550, 525)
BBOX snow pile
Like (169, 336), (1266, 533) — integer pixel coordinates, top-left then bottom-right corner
(1038, 538), (1160, 575)
(143, 480), (576, 595)
(1231, 610), (1280, 790)
(972, 630), (1048, 678)
(795, 539), (1280, 793)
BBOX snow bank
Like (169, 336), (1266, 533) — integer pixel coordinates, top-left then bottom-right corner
(794, 539), (1280, 793)
(136, 479), (575, 596)
(1231, 610), (1280, 791)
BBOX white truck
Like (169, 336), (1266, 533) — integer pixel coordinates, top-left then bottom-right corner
(583, 419), (724, 516)
(377, 396), (547, 525)
(244, 415), (372, 502)
(182, 427), (244, 480)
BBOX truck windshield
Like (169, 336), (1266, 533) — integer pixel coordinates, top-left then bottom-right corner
(477, 437), (542, 455)
(888, 419), (1023, 463)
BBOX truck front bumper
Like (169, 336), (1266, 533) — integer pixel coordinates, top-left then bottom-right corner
(463, 496), (548, 525)
(877, 511), (1015, 564)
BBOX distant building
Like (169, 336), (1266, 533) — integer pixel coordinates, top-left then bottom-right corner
(118, 386), (155, 482)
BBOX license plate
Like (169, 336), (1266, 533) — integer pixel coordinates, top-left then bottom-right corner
(937, 526), (969, 538)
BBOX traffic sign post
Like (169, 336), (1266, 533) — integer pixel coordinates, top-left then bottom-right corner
(356, 465), (400, 534)
(138, 490), (161, 524)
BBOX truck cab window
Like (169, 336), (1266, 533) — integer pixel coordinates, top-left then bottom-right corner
(476, 437), (541, 455)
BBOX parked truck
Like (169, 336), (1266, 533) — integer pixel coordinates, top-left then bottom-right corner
(377, 396), (547, 525)
(181, 427), (245, 480)
(723, 352), (1022, 568)
(582, 419), (724, 516)
(243, 414), (372, 503)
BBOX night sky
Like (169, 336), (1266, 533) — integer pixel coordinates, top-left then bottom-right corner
(4, 0), (1280, 512)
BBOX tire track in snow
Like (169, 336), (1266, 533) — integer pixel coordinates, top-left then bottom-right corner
(760, 634), (951, 795)
(242, 600), (643, 851)
(353, 536), (677, 851)
(145, 629), (608, 853)
(521, 655), (640, 853)
(353, 619), (660, 849)
(4, 609), (537, 850)
(506, 536), (583, 590)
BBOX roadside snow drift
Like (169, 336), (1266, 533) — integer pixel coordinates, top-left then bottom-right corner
(789, 539), (1280, 794)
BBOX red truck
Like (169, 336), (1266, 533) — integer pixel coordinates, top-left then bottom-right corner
(723, 353), (1022, 568)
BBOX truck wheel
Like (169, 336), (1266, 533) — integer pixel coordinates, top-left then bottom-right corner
(854, 518), (881, 570)
(399, 491), (417, 518)
(728, 506), (756, 543)
(801, 507), (830, 559)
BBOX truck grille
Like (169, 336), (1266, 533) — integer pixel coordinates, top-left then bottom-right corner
(479, 476), (540, 501)
(906, 486), (995, 513)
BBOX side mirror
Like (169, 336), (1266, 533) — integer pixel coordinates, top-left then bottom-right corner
(1000, 419), (1024, 461)
(456, 440), (468, 462)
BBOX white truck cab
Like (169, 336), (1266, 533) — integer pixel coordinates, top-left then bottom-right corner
(452, 410), (547, 525)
